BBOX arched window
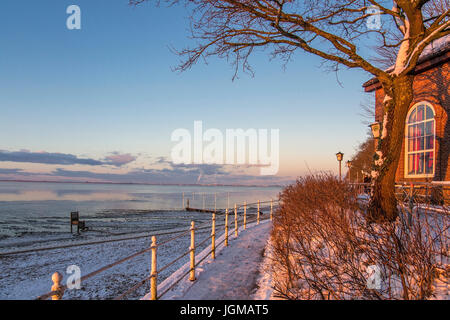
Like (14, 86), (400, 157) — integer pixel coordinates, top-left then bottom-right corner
(405, 102), (435, 177)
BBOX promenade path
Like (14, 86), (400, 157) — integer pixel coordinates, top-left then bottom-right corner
(148, 220), (273, 300)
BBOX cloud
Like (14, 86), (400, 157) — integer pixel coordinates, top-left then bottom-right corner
(0, 154), (294, 186)
(0, 168), (28, 175)
(0, 150), (138, 167)
(46, 167), (290, 186)
(103, 152), (137, 166)
(0, 150), (103, 166)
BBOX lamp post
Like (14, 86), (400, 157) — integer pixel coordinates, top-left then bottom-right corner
(369, 121), (381, 139)
(346, 160), (352, 182)
(336, 152), (344, 181)
(369, 121), (381, 149)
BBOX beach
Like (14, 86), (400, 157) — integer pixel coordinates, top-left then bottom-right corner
(0, 181), (279, 299)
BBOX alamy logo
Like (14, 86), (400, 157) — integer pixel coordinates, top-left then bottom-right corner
(66, 265), (81, 290)
(66, 5), (81, 30)
(366, 6), (381, 30)
(171, 121), (280, 175)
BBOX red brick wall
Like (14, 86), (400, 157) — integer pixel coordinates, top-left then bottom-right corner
(374, 61), (450, 182)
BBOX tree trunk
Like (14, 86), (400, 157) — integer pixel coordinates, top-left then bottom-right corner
(368, 76), (414, 222)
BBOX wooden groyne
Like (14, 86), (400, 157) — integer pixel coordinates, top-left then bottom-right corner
(185, 207), (216, 213)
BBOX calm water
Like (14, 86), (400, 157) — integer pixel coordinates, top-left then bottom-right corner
(0, 181), (281, 239)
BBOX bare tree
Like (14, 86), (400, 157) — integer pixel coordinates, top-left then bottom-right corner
(347, 136), (375, 182)
(131, 0), (450, 221)
(270, 173), (449, 300)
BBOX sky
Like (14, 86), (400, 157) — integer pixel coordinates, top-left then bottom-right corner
(0, 0), (374, 185)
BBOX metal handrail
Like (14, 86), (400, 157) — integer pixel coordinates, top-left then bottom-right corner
(36, 199), (279, 300)
(154, 217), (270, 300)
(114, 214), (272, 300)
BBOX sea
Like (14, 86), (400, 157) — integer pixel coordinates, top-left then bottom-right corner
(0, 181), (282, 241)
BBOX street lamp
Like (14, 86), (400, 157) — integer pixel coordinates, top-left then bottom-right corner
(336, 151), (344, 181)
(346, 160), (352, 182)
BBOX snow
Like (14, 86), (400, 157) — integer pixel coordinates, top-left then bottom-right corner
(357, 194), (370, 201)
(393, 21), (411, 75)
(420, 34), (450, 57)
(252, 237), (277, 300)
(144, 220), (273, 300)
(0, 223), (216, 300)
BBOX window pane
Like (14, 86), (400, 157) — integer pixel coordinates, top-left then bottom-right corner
(408, 138), (415, 152)
(425, 152), (434, 174)
(415, 136), (424, 151)
(426, 135), (434, 150)
(417, 105), (425, 122)
(425, 121), (434, 135)
(408, 109), (416, 123)
(417, 122), (424, 137)
(408, 154), (415, 175)
(426, 106), (434, 120)
(416, 153), (424, 174)
(408, 124), (416, 138)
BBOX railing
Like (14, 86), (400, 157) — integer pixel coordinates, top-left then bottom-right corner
(350, 181), (450, 212)
(35, 199), (279, 300)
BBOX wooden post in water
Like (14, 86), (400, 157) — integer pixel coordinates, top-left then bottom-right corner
(150, 236), (157, 300)
(225, 208), (229, 247)
(243, 201), (247, 230)
(211, 212), (216, 260)
(189, 221), (196, 281)
(182, 192), (184, 210)
(257, 200), (260, 225)
(51, 272), (64, 300)
(234, 203), (238, 237)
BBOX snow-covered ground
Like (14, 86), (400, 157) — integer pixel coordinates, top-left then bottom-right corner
(0, 219), (228, 300)
(252, 237), (277, 300)
(145, 220), (273, 300)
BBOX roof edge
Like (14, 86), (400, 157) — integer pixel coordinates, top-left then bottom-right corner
(363, 42), (450, 92)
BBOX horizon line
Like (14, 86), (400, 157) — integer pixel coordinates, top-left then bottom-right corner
(0, 179), (287, 188)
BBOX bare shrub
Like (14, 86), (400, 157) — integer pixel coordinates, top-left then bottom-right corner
(271, 173), (449, 300)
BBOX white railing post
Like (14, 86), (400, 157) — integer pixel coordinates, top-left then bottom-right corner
(189, 221), (196, 281)
(150, 236), (157, 300)
(257, 200), (260, 224)
(243, 201), (247, 230)
(51, 272), (64, 300)
(211, 212), (216, 260)
(234, 203), (238, 237)
(225, 208), (229, 247)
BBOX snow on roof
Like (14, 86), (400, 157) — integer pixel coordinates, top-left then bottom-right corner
(363, 35), (450, 89)
(420, 34), (450, 59)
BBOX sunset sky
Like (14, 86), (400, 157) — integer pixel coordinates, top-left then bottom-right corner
(0, 0), (373, 185)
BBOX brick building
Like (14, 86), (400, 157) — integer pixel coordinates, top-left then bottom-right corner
(363, 37), (450, 184)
